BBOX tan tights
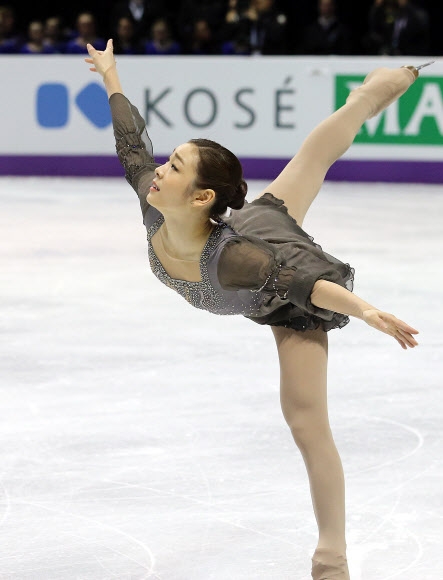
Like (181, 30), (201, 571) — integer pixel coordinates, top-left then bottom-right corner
(267, 66), (419, 578)
(272, 325), (349, 577)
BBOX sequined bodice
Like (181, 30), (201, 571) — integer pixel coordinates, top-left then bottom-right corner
(146, 215), (263, 316)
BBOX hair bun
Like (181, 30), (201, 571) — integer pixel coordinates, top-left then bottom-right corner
(189, 138), (247, 218)
(229, 179), (248, 210)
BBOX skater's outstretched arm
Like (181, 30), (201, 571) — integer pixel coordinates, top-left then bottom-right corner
(218, 236), (419, 348)
(310, 279), (419, 349)
(85, 40), (159, 221)
(256, 66), (417, 226)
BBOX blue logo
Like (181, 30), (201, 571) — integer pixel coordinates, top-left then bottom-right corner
(36, 82), (111, 129)
(37, 84), (69, 127)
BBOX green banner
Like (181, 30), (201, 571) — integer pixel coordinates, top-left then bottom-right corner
(335, 75), (443, 145)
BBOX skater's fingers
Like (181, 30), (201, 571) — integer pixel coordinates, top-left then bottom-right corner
(396, 329), (418, 348)
(395, 318), (419, 334)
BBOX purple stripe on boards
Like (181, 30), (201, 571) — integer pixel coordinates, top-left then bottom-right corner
(325, 159), (443, 184)
(240, 158), (443, 184)
(0, 155), (123, 177)
(0, 155), (442, 183)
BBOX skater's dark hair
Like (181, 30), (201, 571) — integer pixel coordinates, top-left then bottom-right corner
(189, 138), (247, 218)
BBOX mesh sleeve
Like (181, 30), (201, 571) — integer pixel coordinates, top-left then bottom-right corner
(109, 93), (159, 219)
(217, 237), (353, 320)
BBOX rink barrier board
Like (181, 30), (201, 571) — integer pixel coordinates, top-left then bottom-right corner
(2, 55), (443, 182)
(1, 155), (442, 183)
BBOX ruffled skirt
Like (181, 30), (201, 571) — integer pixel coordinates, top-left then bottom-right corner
(224, 193), (355, 332)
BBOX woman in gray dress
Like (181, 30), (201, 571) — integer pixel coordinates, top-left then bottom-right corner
(85, 40), (419, 579)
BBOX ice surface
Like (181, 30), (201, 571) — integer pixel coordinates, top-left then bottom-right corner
(1, 177), (442, 579)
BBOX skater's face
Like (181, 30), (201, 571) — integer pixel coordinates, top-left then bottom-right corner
(148, 143), (215, 215)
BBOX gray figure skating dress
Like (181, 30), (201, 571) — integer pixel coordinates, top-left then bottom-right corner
(111, 93), (354, 332)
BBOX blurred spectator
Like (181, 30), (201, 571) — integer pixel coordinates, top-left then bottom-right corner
(299, 0), (351, 55)
(0, 5), (21, 53)
(43, 17), (67, 54)
(65, 12), (106, 54)
(222, 0), (288, 55)
(185, 19), (218, 54)
(113, 16), (140, 54)
(177, 0), (226, 45)
(20, 20), (56, 54)
(143, 18), (181, 55)
(111, 0), (167, 43)
(221, 0), (250, 54)
(364, 0), (430, 55)
(225, 0), (250, 24)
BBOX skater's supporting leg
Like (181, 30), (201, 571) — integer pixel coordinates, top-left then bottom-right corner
(271, 326), (347, 556)
(272, 325), (350, 578)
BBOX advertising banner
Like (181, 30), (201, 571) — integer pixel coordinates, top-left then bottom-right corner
(1, 55), (442, 181)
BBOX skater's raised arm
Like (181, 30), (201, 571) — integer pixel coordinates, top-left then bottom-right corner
(85, 39), (123, 98)
(85, 40), (159, 220)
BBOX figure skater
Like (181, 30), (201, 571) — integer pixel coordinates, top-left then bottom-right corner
(85, 40), (420, 579)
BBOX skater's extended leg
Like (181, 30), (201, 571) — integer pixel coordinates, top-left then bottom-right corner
(255, 66), (417, 227)
(271, 325), (350, 579)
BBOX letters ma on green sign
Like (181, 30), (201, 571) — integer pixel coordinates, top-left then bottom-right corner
(335, 75), (443, 145)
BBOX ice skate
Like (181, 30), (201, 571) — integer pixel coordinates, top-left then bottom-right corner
(311, 548), (350, 580)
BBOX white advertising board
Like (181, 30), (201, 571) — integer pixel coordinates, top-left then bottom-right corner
(1, 55), (442, 162)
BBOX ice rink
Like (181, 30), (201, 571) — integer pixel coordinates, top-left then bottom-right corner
(1, 176), (442, 579)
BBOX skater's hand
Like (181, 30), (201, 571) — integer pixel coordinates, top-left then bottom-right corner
(362, 309), (419, 349)
(84, 39), (116, 77)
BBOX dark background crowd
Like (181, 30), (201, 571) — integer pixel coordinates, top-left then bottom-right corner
(0, 0), (439, 57)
